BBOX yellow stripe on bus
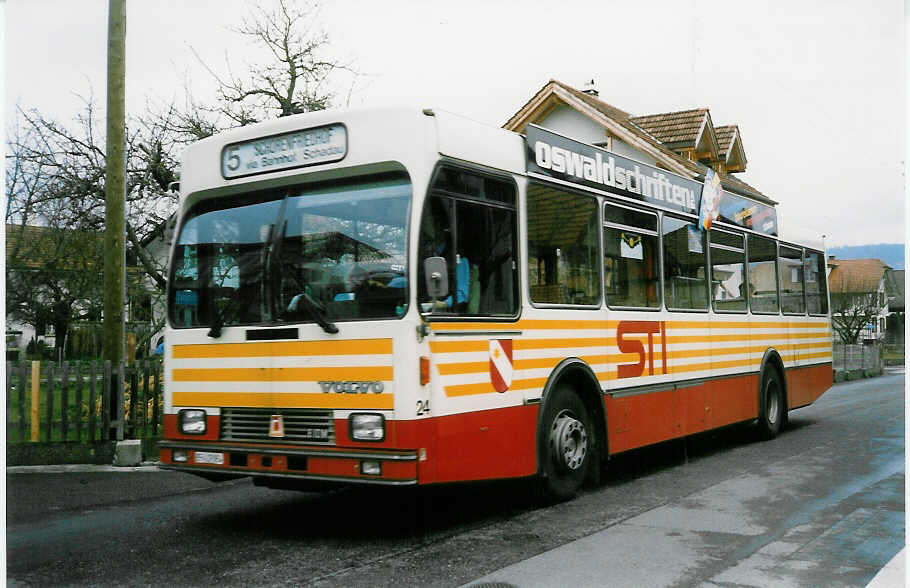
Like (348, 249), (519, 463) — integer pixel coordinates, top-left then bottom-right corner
(172, 338), (393, 359)
(172, 391), (395, 410)
(429, 319), (829, 332)
(443, 376), (550, 397)
(431, 320), (619, 332)
(667, 320), (830, 330)
(438, 354), (615, 377)
(429, 330), (830, 353)
(172, 366), (394, 382)
(435, 341), (831, 378)
(661, 332), (831, 344)
(440, 352), (832, 394)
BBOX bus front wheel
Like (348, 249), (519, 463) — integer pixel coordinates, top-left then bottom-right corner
(538, 386), (591, 501)
(758, 367), (785, 440)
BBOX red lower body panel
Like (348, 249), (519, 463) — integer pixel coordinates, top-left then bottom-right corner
(160, 363), (832, 485)
(605, 363), (832, 455)
(786, 363), (833, 409)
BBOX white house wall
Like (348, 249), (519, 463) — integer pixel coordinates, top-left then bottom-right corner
(538, 105), (659, 166)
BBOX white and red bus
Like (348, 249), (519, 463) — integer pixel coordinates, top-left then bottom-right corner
(158, 107), (832, 500)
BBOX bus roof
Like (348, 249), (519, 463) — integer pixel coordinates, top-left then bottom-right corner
(176, 105), (822, 251)
(178, 106), (525, 201)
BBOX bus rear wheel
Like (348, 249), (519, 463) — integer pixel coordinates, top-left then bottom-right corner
(758, 367), (784, 440)
(538, 386), (591, 501)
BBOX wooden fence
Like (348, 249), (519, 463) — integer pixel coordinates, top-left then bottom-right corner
(5, 359), (163, 444)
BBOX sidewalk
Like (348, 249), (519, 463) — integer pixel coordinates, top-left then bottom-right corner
(866, 548), (906, 588)
(464, 535), (904, 588)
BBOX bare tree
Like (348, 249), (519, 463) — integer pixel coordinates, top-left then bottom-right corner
(831, 291), (883, 344)
(6, 98), (180, 355)
(182, 0), (353, 133)
(6, 0), (357, 355)
(829, 266), (894, 344)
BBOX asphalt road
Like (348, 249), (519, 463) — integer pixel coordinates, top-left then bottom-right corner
(7, 371), (905, 587)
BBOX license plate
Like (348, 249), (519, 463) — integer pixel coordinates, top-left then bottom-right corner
(194, 451), (225, 465)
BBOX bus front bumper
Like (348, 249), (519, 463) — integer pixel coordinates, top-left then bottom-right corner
(158, 441), (418, 486)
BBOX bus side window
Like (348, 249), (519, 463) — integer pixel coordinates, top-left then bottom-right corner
(662, 215), (708, 310)
(603, 203), (660, 308)
(417, 167), (518, 316)
(527, 184), (600, 306)
(805, 250), (829, 315)
(747, 235), (780, 313)
(779, 245), (806, 314)
(710, 230), (746, 312)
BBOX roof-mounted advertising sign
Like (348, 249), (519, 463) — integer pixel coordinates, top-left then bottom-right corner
(714, 191), (778, 236)
(525, 125), (777, 236)
(526, 125), (700, 215)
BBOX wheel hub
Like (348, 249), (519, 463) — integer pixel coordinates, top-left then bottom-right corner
(549, 410), (587, 471)
(767, 383), (779, 425)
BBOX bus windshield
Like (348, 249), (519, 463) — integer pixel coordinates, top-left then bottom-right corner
(169, 175), (411, 331)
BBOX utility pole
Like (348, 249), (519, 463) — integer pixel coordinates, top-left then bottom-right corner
(103, 0), (126, 364)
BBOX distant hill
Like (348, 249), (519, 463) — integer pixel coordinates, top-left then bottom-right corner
(827, 244), (904, 270)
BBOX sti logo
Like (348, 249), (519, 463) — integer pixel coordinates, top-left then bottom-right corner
(616, 321), (668, 379)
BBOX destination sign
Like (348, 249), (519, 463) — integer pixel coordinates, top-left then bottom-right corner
(221, 123), (347, 179)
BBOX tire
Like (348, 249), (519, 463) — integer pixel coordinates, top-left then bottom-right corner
(538, 386), (591, 501)
(758, 367), (785, 440)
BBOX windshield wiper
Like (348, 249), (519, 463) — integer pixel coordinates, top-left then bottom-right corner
(287, 291), (338, 334)
(207, 288), (244, 339)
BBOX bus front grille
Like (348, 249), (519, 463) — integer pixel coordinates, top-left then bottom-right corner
(220, 408), (336, 445)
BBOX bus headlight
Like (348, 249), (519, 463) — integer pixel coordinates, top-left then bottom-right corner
(349, 413), (385, 442)
(178, 409), (207, 435)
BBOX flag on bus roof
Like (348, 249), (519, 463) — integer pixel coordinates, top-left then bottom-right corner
(699, 168), (723, 231)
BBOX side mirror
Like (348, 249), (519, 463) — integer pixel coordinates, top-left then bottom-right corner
(424, 256), (449, 300)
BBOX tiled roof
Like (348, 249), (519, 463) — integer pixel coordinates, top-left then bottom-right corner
(828, 258), (891, 293)
(6, 224), (104, 271)
(715, 125), (738, 155)
(629, 109), (709, 146)
(504, 80), (775, 205)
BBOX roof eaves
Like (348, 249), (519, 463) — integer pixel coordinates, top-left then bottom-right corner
(698, 111), (720, 161)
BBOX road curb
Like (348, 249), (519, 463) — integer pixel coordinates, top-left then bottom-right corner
(6, 462), (162, 474)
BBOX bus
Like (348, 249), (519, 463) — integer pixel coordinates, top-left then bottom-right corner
(158, 107), (832, 500)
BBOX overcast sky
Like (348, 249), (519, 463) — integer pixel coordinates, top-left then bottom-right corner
(4, 0), (906, 247)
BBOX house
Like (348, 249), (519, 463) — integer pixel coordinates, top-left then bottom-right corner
(885, 268), (904, 343)
(137, 215), (177, 352)
(5, 223), (103, 358)
(5, 223), (160, 359)
(503, 79), (773, 206)
(827, 257), (893, 342)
